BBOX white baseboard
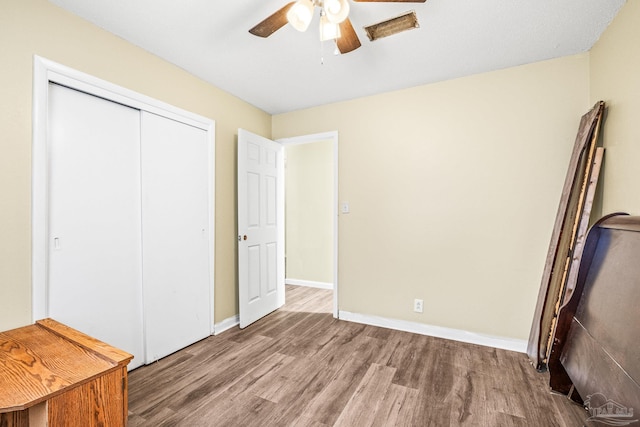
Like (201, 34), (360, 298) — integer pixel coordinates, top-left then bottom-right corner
(285, 278), (333, 290)
(338, 311), (527, 353)
(214, 314), (239, 335)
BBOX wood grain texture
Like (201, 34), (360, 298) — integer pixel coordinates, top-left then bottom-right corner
(559, 146), (604, 303)
(546, 149), (606, 393)
(527, 101), (605, 370)
(0, 321), (113, 411)
(337, 18), (361, 54)
(553, 216), (640, 413)
(36, 318), (133, 367)
(0, 410), (28, 427)
(249, 2), (295, 38)
(1, 319), (131, 426)
(544, 125), (604, 369)
(129, 286), (589, 426)
(48, 368), (125, 427)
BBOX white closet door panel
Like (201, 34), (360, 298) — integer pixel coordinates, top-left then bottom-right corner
(47, 83), (145, 369)
(141, 112), (211, 363)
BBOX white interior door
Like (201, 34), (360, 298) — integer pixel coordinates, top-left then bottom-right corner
(141, 112), (212, 362)
(238, 129), (285, 328)
(47, 83), (145, 369)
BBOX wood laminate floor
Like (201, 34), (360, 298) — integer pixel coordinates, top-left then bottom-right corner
(128, 285), (588, 426)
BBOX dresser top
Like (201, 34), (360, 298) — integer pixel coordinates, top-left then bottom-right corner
(0, 318), (132, 412)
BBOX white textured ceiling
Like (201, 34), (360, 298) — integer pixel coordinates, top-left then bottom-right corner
(48, 0), (625, 115)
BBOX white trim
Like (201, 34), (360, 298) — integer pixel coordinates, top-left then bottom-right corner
(214, 315), (239, 335)
(207, 122), (216, 335)
(35, 57), (211, 129)
(31, 55), (216, 335)
(277, 131), (339, 319)
(285, 279), (333, 290)
(338, 311), (528, 353)
(32, 57), (49, 320)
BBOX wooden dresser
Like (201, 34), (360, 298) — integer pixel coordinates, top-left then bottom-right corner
(0, 318), (133, 427)
(549, 214), (640, 420)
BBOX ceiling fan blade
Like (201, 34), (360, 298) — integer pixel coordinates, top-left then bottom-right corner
(353, 0), (426, 2)
(337, 18), (361, 54)
(249, 2), (295, 38)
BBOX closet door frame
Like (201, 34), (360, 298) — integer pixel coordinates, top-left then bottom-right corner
(31, 56), (215, 335)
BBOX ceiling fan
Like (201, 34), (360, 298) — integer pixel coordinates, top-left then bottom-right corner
(249, 0), (427, 55)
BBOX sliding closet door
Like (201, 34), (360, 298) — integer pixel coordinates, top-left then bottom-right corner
(47, 83), (145, 369)
(141, 112), (211, 363)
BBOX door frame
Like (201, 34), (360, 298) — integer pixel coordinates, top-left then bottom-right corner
(278, 131), (339, 318)
(31, 56), (216, 333)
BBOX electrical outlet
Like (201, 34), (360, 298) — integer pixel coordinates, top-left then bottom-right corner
(413, 299), (424, 313)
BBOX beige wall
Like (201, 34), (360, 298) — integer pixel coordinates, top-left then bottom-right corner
(0, 0), (271, 331)
(274, 55), (590, 340)
(285, 141), (334, 284)
(590, 0), (640, 216)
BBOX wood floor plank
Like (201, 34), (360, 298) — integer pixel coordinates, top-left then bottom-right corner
(128, 285), (589, 426)
(299, 356), (371, 425)
(202, 394), (277, 427)
(285, 285), (333, 313)
(127, 406), (179, 427)
(370, 384), (419, 427)
(288, 415), (331, 427)
(265, 355), (359, 425)
(218, 351), (295, 404)
(164, 336), (280, 413)
(132, 335), (275, 418)
(333, 363), (397, 426)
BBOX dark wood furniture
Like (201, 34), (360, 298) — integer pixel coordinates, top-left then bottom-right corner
(527, 101), (605, 370)
(549, 214), (640, 420)
(0, 318), (132, 427)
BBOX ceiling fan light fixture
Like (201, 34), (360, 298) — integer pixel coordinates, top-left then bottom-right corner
(320, 14), (341, 41)
(324, 0), (350, 24)
(287, 0), (314, 32)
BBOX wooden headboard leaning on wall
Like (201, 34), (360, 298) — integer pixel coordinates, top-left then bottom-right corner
(548, 213), (640, 421)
